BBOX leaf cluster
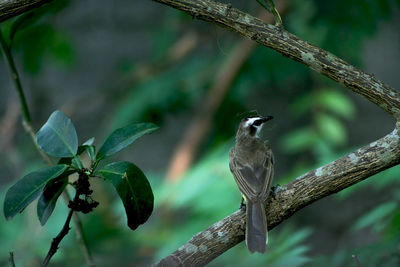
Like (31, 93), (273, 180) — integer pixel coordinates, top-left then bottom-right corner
(3, 110), (158, 231)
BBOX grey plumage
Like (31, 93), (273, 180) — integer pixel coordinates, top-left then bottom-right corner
(229, 116), (274, 253)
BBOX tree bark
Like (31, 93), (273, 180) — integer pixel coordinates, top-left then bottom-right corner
(0, 0), (54, 23)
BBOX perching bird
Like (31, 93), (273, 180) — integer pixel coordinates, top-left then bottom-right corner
(229, 115), (274, 253)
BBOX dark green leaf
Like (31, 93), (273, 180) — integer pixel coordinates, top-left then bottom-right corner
(9, 10), (46, 44)
(85, 145), (96, 161)
(37, 175), (68, 225)
(96, 123), (158, 161)
(99, 161), (154, 230)
(36, 110), (78, 157)
(3, 165), (68, 220)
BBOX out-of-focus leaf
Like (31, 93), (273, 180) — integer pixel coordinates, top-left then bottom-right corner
(316, 113), (347, 145)
(352, 201), (397, 232)
(99, 162), (154, 230)
(280, 127), (317, 153)
(291, 93), (312, 117)
(36, 110), (78, 158)
(3, 165), (68, 220)
(37, 174), (68, 225)
(96, 123), (158, 161)
(316, 89), (355, 119)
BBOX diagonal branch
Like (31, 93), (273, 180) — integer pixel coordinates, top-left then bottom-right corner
(150, 0), (400, 266)
(0, 0), (55, 23)
(152, 0), (400, 120)
(154, 125), (400, 266)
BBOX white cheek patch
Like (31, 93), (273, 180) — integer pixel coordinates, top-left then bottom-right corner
(244, 117), (262, 127)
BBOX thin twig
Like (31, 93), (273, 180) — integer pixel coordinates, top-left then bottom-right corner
(0, 27), (94, 266)
(62, 191), (95, 266)
(9, 252), (15, 267)
(352, 254), (362, 267)
(42, 209), (74, 267)
(0, 28), (31, 123)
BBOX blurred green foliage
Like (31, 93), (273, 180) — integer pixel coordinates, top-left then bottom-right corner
(1, 0), (400, 266)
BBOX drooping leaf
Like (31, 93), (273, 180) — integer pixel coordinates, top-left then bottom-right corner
(37, 174), (69, 225)
(96, 123), (158, 161)
(99, 161), (154, 230)
(3, 165), (68, 220)
(36, 110), (78, 157)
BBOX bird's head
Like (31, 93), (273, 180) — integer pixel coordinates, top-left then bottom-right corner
(237, 115), (273, 138)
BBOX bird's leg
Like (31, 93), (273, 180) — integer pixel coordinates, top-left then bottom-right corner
(270, 184), (280, 200)
(239, 197), (246, 211)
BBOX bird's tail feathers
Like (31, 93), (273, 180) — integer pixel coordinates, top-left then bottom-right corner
(246, 200), (268, 253)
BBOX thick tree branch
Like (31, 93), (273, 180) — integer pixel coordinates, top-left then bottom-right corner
(150, 0), (400, 265)
(0, 0), (54, 23)
(154, 125), (400, 266)
(152, 0), (400, 120)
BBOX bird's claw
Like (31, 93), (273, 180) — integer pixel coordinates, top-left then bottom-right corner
(270, 184), (280, 200)
(239, 197), (246, 211)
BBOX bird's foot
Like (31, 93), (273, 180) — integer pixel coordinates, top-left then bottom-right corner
(239, 197), (246, 211)
(270, 184), (280, 200)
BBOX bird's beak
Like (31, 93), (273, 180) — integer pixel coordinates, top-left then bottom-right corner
(261, 116), (273, 123)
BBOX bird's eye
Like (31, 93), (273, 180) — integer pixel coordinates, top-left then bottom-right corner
(253, 120), (262, 126)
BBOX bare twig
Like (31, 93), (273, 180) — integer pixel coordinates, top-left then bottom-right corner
(352, 254), (362, 267)
(42, 209), (74, 267)
(62, 191), (95, 267)
(9, 252), (15, 267)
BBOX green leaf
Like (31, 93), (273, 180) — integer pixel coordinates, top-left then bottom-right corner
(83, 137), (95, 146)
(280, 127), (317, 153)
(99, 161), (154, 230)
(3, 164), (68, 220)
(36, 110), (78, 157)
(316, 89), (356, 119)
(352, 202), (398, 232)
(37, 174), (68, 225)
(96, 123), (158, 161)
(9, 9), (47, 44)
(315, 113), (347, 145)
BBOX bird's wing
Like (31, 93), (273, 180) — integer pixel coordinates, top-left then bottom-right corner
(261, 148), (274, 200)
(230, 148), (274, 201)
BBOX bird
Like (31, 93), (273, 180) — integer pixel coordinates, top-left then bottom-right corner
(229, 115), (274, 253)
